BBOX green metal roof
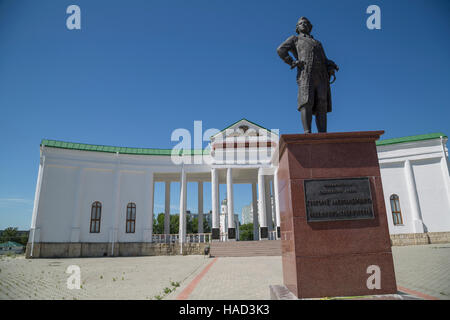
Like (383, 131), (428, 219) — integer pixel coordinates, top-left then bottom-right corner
(0, 241), (23, 248)
(41, 132), (447, 155)
(41, 139), (210, 156)
(376, 132), (447, 146)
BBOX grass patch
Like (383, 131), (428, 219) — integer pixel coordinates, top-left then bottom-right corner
(153, 279), (182, 300)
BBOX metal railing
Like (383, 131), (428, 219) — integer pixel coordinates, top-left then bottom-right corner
(152, 231), (279, 243)
(152, 234), (179, 243)
(152, 233), (211, 243)
(185, 233), (211, 243)
(219, 232), (228, 242)
(268, 231), (277, 240)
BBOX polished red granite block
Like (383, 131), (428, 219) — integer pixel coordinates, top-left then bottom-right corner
(295, 253), (398, 298)
(279, 131), (397, 299)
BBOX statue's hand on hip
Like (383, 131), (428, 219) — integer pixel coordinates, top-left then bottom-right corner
(290, 60), (304, 70)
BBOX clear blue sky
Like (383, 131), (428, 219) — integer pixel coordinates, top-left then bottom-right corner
(1, 0), (449, 229)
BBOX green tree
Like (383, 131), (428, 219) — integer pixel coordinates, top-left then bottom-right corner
(153, 213), (165, 234)
(152, 214), (212, 235)
(192, 217), (199, 233)
(239, 223), (254, 241)
(186, 215), (194, 234)
(0, 227), (28, 245)
(170, 214), (179, 234)
(165, 215), (211, 234)
(188, 216), (211, 234)
(202, 218), (211, 233)
(0, 227), (18, 242)
(18, 233), (29, 246)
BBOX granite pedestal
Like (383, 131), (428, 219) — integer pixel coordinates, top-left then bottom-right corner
(278, 131), (397, 299)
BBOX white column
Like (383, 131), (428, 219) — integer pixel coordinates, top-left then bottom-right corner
(143, 170), (154, 242)
(258, 167), (267, 239)
(70, 167), (84, 242)
(273, 168), (281, 239)
(198, 181), (204, 233)
(30, 154), (45, 257)
(265, 176), (273, 232)
(226, 168), (235, 240)
(269, 178), (277, 235)
(179, 167), (187, 244)
(440, 136), (450, 211)
(211, 168), (220, 232)
(252, 181), (259, 240)
(110, 160), (121, 256)
(149, 178), (154, 241)
(404, 160), (424, 233)
(164, 181), (171, 235)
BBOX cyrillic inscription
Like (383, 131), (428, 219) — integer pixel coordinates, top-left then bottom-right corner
(304, 178), (375, 222)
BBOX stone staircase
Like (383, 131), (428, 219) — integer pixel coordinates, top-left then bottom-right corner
(209, 240), (281, 257)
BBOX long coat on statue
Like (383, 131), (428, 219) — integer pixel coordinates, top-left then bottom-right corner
(277, 33), (336, 114)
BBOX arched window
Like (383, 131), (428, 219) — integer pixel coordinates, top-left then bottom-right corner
(390, 194), (403, 225)
(126, 203), (136, 233)
(90, 201), (102, 233)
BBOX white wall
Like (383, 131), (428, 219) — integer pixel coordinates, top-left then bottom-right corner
(79, 168), (115, 243)
(117, 170), (147, 242)
(412, 158), (450, 232)
(37, 165), (78, 242)
(378, 138), (450, 235)
(33, 135), (450, 244)
(34, 146), (212, 244)
(379, 162), (414, 234)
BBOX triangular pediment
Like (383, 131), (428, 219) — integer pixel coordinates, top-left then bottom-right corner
(211, 119), (278, 142)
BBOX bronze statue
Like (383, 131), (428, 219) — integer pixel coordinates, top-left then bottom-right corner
(277, 17), (339, 133)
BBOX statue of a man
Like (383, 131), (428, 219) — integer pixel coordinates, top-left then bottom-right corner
(277, 17), (339, 133)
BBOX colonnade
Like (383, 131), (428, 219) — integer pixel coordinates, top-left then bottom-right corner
(156, 167), (281, 243)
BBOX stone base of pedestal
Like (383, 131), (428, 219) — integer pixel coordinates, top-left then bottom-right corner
(269, 285), (421, 300)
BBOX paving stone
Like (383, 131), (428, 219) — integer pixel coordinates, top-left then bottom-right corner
(1, 243), (449, 300)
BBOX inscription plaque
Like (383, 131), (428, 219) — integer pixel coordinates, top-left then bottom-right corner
(228, 228), (236, 239)
(211, 228), (220, 240)
(260, 227), (268, 239)
(304, 177), (374, 222)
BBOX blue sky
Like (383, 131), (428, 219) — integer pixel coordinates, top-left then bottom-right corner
(0, 0), (449, 229)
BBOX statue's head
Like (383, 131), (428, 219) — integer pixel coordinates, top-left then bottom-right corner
(296, 17), (313, 35)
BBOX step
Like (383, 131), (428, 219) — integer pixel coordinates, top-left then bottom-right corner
(210, 240), (281, 257)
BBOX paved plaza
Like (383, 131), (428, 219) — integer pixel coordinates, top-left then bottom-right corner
(0, 243), (449, 300)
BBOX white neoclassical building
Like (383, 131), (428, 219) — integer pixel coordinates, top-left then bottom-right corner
(377, 133), (450, 244)
(26, 119), (450, 257)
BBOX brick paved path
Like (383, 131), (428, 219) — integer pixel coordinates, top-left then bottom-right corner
(392, 243), (450, 300)
(166, 256), (283, 300)
(0, 255), (209, 300)
(168, 244), (450, 300)
(1, 243), (449, 300)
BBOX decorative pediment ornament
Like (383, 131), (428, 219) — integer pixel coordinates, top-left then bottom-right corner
(211, 119), (277, 142)
(245, 128), (258, 136)
(239, 125), (249, 133)
(225, 125), (261, 138)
